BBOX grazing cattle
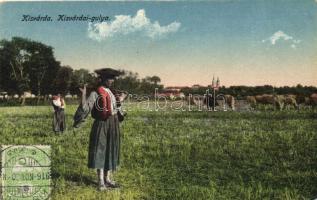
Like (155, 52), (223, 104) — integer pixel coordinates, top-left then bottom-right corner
(295, 93), (317, 108)
(189, 94), (235, 110)
(224, 95), (235, 110)
(255, 94), (284, 109)
(247, 94), (299, 110)
(296, 95), (310, 105)
(310, 93), (317, 106)
(246, 96), (256, 108)
(283, 94), (298, 109)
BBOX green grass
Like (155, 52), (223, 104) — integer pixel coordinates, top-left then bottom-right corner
(0, 105), (316, 199)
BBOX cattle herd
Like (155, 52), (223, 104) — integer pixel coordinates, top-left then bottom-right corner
(189, 93), (317, 111)
(246, 93), (317, 110)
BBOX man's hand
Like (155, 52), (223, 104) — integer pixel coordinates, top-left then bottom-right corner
(79, 84), (87, 94)
(79, 84), (87, 104)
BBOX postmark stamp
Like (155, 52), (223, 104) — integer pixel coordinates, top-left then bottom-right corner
(0, 145), (51, 200)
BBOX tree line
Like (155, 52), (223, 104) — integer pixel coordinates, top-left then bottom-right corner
(181, 85), (317, 99)
(0, 37), (163, 104)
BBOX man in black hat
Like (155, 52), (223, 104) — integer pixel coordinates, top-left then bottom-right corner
(73, 68), (124, 190)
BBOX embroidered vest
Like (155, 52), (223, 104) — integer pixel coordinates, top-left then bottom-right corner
(91, 86), (113, 120)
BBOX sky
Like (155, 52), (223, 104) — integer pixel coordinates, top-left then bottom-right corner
(0, 0), (316, 87)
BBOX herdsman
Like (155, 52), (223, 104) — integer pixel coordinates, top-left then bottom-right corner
(73, 68), (125, 190)
(52, 94), (66, 133)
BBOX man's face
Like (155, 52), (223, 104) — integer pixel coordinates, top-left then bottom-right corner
(105, 79), (114, 87)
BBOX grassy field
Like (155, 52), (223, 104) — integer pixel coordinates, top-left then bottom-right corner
(0, 105), (317, 200)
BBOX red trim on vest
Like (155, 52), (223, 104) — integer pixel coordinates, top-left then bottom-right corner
(95, 86), (112, 120)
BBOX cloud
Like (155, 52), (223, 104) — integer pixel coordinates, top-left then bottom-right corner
(291, 44), (298, 49)
(262, 30), (301, 49)
(88, 9), (181, 41)
(269, 31), (292, 45)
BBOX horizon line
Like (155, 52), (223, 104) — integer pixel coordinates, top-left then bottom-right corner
(164, 84), (317, 88)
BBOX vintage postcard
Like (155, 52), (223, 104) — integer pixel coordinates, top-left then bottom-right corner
(0, 0), (316, 199)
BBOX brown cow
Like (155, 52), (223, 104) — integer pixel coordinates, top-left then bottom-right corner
(248, 94), (298, 110)
(283, 94), (298, 109)
(224, 95), (235, 110)
(296, 95), (310, 105)
(255, 94), (284, 110)
(246, 96), (256, 108)
(310, 93), (317, 106)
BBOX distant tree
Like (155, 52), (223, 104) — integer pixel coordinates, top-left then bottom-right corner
(69, 69), (95, 95)
(114, 70), (141, 93)
(0, 37), (61, 104)
(27, 42), (61, 97)
(140, 76), (163, 94)
(114, 71), (163, 94)
(0, 38), (33, 105)
(0, 43), (16, 93)
(150, 75), (161, 85)
(53, 66), (73, 95)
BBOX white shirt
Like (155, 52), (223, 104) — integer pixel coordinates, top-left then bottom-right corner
(103, 87), (117, 115)
(52, 97), (65, 109)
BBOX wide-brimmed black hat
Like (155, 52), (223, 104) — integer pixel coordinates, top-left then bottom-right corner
(94, 68), (123, 79)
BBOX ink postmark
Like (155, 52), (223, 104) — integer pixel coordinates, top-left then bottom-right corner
(0, 145), (51, 200)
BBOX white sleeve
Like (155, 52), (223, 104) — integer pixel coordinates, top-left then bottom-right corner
(73, 91), (98, 128)
(52, 99), (61, 107)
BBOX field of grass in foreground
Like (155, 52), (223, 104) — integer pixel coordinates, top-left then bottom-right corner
(0, 105), (316, 200)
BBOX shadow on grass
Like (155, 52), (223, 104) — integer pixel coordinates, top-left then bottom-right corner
(51, 171), (97, 187)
